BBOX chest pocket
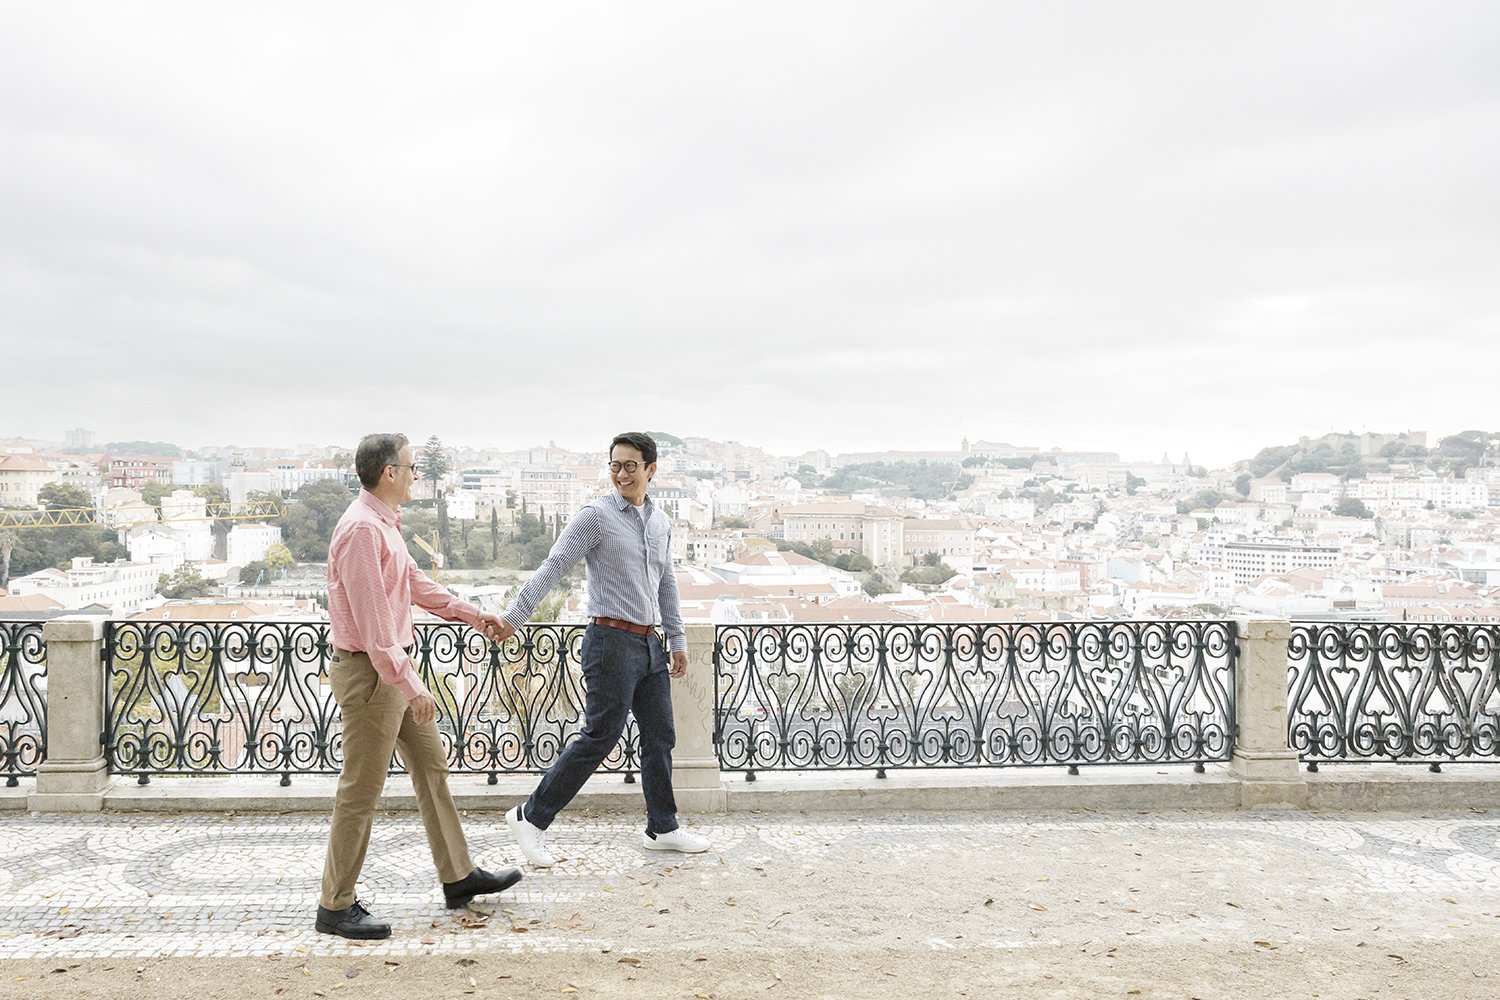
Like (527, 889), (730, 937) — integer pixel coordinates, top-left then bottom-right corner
(644, 517), (670, 567)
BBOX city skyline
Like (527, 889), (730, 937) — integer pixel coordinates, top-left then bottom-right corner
(3, 3), (1497, 470)
(3, 421), (1468, 473)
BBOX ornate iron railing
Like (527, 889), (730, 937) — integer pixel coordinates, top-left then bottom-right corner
(713, 621), (1236, 777)
(103, 620), (639, 784)
(1288, 622), (1500, 769)
(0, 620), (47, 785)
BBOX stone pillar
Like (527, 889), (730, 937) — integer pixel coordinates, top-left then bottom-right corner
(670, 624), (727, 814)
(1230, 617), (1307, 808)
(31, 616), (112, 811)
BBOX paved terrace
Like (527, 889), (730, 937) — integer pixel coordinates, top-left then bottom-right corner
(2, 802), (1499, 999)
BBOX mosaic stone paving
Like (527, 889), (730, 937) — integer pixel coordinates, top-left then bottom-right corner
(1, 811), (1497, 959)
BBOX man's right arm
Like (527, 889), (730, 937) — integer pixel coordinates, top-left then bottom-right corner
(501, 506), (603, 631)
(338, 523), (429, 702)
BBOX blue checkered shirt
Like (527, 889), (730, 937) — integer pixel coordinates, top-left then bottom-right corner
(501, 491), (686, 653)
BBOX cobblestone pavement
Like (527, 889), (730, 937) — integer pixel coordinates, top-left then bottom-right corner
(2, 808), (1499, 969)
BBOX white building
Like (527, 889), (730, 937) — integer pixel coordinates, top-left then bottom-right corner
(0, 454), (57, 506)
(228, 523), (284, 568)
(1216, 538), (1342, 586)
(710, 550), (861, 602)
(7, 556), (166, 613)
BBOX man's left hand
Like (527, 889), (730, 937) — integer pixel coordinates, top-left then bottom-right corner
(669, 651), (688, 679)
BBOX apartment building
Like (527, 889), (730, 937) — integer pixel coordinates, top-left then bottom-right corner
(779, 502), (903, 567)
(1217, 538), (1342, 586)
(902, 518), (977, 573)
(107, 456), (173, 490)
(0, 454), (56, 505)
(7, 556), (165, 613)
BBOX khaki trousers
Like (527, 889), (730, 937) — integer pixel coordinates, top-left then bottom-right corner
(319, 650), (473, 910)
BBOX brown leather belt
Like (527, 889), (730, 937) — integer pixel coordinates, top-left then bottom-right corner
(591, 616), (654, 636)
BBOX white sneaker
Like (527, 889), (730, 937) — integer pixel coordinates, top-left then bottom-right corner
(506, 805), (556, 868)
(641, 828), (710, 854)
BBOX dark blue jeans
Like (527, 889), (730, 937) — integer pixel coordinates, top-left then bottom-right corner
(523, 624), (679, 835)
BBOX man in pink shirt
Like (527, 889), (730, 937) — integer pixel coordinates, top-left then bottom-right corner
(316, 432), (520, 940)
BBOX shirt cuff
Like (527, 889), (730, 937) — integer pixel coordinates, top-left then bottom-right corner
(394, 672), (429, 702)
(450, 602), (480, 626)
(377, 642), (429, 702)
(668, 634), (687, 654)
(502, 609), (528, 631)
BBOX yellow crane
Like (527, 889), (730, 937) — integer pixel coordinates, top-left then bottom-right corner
(409, 531), (444, 580)
(0, 499), (286, 530)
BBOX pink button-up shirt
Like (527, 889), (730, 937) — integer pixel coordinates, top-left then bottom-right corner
(327, 489), (479, 702)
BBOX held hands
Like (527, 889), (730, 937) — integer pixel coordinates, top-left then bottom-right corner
(669, 651), (688, 679)
(473, 613), (515, 645)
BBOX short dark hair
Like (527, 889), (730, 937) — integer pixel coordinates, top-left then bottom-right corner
(610, 431), (657, 466)
(355, 433), (409, 489)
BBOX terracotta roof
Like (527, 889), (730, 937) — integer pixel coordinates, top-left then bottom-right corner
(0, 454), (54, 472)
(0, 593), (65, 612)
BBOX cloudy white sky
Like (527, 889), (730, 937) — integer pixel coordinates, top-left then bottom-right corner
(2, 2), (1496, 468)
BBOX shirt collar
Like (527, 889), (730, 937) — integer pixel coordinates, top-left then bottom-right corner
(358, 488), (402, 528)
(612, 490), (651, 511)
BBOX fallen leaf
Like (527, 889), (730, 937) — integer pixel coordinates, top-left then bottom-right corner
(618, 957), (642, 966)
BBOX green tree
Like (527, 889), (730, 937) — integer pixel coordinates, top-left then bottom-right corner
(1334, 496), (1374, 519)
(140, 481), (187, 507)
(900, 562), (958, 587)
(437, 496), (454, 566)
(861, 573), (893, 597)
(238, 561), (267, 586)
(1176, 490), (1224, 515)
(281, 479), (353, 560)
(157, 564), (212, 599)
(38, 482), (93, 513)
(1233, 474), (1252, 498)
(1248, 445), (1299, 478)
(263, 543), (294, 576)
(1125, 473), (1146, 496)
(420, 435), (449, 499)
(0, 529), (17, 591)
(12, 483), (122, 577)
(490, 507), (500, 561)
(104, 441), (181, 457)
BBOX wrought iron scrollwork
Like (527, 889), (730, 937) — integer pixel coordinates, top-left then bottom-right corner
(713, 621), (1236, 776)
(0, 621), (46, 786)
(103, 620), (638, 783)
(1288, 622), (1500, 768)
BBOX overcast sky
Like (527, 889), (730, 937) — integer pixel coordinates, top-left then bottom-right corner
(2, 2), (1496, 468)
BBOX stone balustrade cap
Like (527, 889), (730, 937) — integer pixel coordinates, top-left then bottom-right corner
(42, 615), (108, 642)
